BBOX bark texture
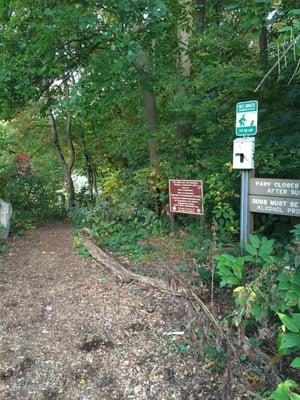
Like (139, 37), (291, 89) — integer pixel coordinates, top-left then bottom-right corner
(259, 25), (268, 68)
(82, 233), (174, 293)
(48, 110), (75, 208)
(134, 50), (159, 169)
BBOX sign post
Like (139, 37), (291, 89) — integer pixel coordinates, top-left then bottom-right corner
(233, 100), (258, 250)
(240, 170), (250, 246)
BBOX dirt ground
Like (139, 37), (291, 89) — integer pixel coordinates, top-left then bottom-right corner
(0, 221), (243, 400)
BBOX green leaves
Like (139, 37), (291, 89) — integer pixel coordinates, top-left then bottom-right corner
(278, 313), (300, 333)
(290, 357), (300, 369)
(271, 380), (300, 400)
(245, 234), (275, 264)
(291, 224), (300, 242)
(215, 253), (245, 287)
(279, 333), (300, 352)
(278, 270), (300, 308)
(277, 312), (300, 371)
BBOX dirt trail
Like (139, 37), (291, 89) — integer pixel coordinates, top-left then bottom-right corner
(0, 221), (222, 400)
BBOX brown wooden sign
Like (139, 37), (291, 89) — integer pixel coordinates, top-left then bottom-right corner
(169, 179), (203, 215)
(249, 178), (300, 217)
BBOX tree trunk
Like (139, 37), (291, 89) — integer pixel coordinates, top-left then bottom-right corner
(48, 109), (76, 209)
(259, 25), (268, 68)
(134, 50), (160, 169)
(66, 173), (75, 208)
(194, 0), (205, 34)
(176, 0), (193, 143)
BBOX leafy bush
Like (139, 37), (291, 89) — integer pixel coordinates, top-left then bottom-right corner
(2, 172), (66, 229)
(215, 229), (300, 398)
(204, 168), (239, 243)
(70, 198), (163, 260)
(270, 380), (300, 400)
(291, 224), (300, 242)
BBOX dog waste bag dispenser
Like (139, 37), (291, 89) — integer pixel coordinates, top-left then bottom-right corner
(233, 137), (255, 170)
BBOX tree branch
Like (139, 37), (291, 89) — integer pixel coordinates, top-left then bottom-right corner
(254, 34), (300, 92)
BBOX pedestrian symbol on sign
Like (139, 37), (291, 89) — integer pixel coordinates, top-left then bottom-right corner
(239, 114), (246, 127)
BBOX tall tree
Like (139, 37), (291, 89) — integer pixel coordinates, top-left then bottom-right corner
(48, 107), (75, 208)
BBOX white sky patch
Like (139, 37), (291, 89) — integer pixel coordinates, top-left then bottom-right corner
(267, 10), (277, 20)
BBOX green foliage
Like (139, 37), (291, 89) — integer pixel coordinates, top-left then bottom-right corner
(277, 269), (300, 309)
(277, 312), (300, 368)
(216, 228), (300, 397)
(0, 2), (298, 398)
(174, 264), (189, 273)
(2, 172), (66, 228)
(245, 235), (274, 261)
(0, 225), (8, 253)
(270, 380), (300, 400)
(0, 243), (7, 254)
(204, 170), (239, 243)
(204, 345), (227, 374)
(0, 224), (5, 237)
(216, 234), (276, 289)
(78, 246), (90, 258)
(215, 253), (246, 287)
(291, 224), (300, 242)
(175, 338), (192, 356)
(70, 196), (162, 260)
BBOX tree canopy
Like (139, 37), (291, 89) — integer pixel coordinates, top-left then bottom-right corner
(0, 0), (299, 228)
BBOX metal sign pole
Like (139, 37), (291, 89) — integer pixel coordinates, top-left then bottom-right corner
(234, 100), (258, 252)
(240, 169), (249, 250)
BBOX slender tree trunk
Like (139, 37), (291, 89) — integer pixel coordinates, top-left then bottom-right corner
(176, 0), (193, 143)
(134, 50), (159, 169)
(194, 0), (205, 34)
(48, 109), (76, 208)
(259, 25), (268, 68)
(66, 173), (75, 207)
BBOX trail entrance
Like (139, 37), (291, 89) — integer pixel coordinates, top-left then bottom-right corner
(0, 221), (223, 400)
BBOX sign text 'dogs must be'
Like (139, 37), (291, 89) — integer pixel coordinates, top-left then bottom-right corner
(169, 179), (203, 215)
(249, 195), (300, 217)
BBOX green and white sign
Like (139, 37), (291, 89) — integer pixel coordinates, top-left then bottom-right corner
(236, 100), (258, 136)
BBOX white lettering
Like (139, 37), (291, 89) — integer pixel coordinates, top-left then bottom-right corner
(253, 198), (268, 205)
(291, 189), (300, 196)
(270, 200), (287, 207)
(287, 208), (300, 215)
(256, 181), (271, 187)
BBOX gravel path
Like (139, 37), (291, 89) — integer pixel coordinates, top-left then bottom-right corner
(0, 221), (225, 400)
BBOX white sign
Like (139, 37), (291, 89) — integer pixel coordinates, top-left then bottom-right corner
(236, 100), (258, 136)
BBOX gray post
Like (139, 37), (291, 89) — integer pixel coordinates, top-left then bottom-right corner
(249, 169), (255, 235)
(240, 169), (250, 250)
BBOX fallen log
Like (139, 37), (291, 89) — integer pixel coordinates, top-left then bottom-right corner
(81, 228), (228, 340)
(82, 231), (172, 293)
(82, 228), (282, 388)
